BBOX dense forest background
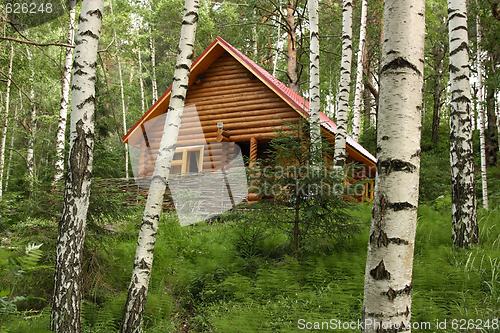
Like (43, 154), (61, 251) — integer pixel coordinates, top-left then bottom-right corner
(0, 0), (499, 331)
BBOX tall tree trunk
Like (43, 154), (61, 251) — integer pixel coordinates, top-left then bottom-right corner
(333, 0), (352, 168)
(286, 1), (299, 93)
(476, 16), (488, 209)
(362, 1), (425, 331)
(431, 54), (444, 145)
(120, 1), (199, 332)
(0, 43), (14, 199)
(138, 46), (145, 112)
(50, 1), (103, 331)
(486, 85), (499, 166)
(448, 0), (478, 247)
(272, 4), (282, 78)
(352, 0), (367, 141)
(149, 27), (158, 103)
(54, 0), (76, 184)
(26, 47), (36, 188)
(308, 0), (321, 161)
(5, 92), (18, 192)
(110, 0), (129, 179)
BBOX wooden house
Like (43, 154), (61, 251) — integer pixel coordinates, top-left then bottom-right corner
(122, 37), (377, 206)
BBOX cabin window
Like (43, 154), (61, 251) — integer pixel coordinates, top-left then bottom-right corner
(170, 146), (204, 175)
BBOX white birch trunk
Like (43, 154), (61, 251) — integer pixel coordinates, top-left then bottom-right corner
(333, 0), (352, 168)
(54, 0), (76, 184)
(110, 0), (129, 179)
(50, 1), (103, 331)
(149, 27), (158, 103)
(138, 46), (145, 112)
(308, 0), (321, 160)
(5, 101), (17, 193)
(5, 98), (17, 192)
(272, 5), (282, 78)
(0, 43), (14, 199)
(120, 1), (199, 332)
(448, 0), (478, 247)
(476, 16), (488, 210)
(118, 59), (129, 179)
(26, 47), (36, 185)
(286, 1), (299, 93)
(352, 0), (367, 141)
(362, 1), (425, 331)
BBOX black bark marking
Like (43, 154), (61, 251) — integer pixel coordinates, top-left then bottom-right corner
(78, 16), (88, 23)
(378, 159), (417, 174)
(177, 64), (191, 71)
(378, 229), (388, 247)
(454, 74), (468, 82)
(74, 69), (87, 77)
(383, 282), (412, 301)
(452, 25), (468, 33)
(69, 119), (92, 197)
(382, 136), (389, 140)
(449, 12), (466, 21)
(387, 202), (417, 211)
(370, 259), (391, 280)
(381, 57), (421, 76)
(450, 42), (468, 57)
(80, 30), (100, 40)
(452, 95), (471, 104)
(77, 95), (95, 109)
(87, 9), (102, 19)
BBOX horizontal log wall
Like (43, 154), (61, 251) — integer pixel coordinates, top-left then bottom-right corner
(138, 52), (300, 178)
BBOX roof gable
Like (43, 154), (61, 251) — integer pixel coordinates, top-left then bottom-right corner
(123, 37), (376, 165)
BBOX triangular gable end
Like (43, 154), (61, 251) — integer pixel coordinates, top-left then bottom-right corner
(123, 37), (376, 171)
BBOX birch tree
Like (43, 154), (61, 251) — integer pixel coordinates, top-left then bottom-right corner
(352, 0), (367, 141)
(476, 14), (488, 210)
(54, 0), (77, 184)
(0, 42), (14, 199)
(120, 1), (199, 331)
(286, 0), (299, 93)
(333, 0), (352, 168)
(362, 1), (425, 331)
(448, 0), (478, 247)
(50, 0), (104, 331)
(110, 0), (129, 179)
(149, 27), (158, 103)
(26, 47), (36, 188)
(308, 0), (321, 160)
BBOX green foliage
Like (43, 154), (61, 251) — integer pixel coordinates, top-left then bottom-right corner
(247, 121), (362, 257)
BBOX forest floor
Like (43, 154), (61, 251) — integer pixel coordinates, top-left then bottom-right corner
(0, 198), (499, 332)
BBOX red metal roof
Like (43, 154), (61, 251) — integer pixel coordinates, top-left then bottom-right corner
(123, 36), (376, 165)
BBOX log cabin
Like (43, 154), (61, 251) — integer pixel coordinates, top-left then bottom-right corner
(122, 37), (377, 213)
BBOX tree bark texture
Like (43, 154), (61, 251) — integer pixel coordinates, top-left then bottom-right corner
(138, 46), (145, 112)
(308, 0), (321, 160)
(333, 0), (352, 168)
(120, 1), (199, 332)
(448, 0), (478, 247)
(486, 85), (499, 166)
(286, 1), (299, 93)
(362, 1), (425, 332)
(50, 1), (103, 331)
(149, 27), (158, 103)
(26, 47), (36, 186)
(0, 42), (14, 199)
(476, 17), (488, 209)
(431, 52), (444, 145)
(352, 0), (367, 141)
(54, 0), (76, 184)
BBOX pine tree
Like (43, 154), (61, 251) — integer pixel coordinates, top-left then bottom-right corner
(362, 0), (425, 331)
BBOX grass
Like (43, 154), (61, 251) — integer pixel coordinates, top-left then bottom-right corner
(0, 203), (499, 332)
